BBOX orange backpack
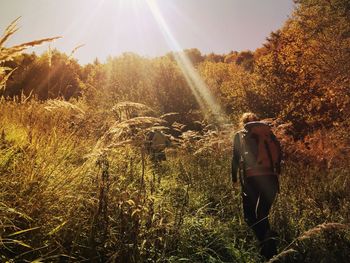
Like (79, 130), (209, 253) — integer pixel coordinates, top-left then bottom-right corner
(240, 122), (281, 177)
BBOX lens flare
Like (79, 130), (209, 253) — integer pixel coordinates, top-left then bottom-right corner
(145, 0), (227, 123)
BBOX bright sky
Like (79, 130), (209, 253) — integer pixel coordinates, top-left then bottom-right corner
(1, 0), (294, 65)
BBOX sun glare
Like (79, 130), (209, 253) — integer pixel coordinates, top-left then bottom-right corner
(41, 0), (227, 123)
(145, 0), (226, 123)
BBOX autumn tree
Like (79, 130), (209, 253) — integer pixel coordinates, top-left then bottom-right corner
(3, 50), (81, 100)
(198, 61), (256, 118)
(253, 0), (350, 132)
(204, 52), (225, 63)
(81, 52), (199, 118)
(150, 56), (198, 114)
(2, 52), (37, 97)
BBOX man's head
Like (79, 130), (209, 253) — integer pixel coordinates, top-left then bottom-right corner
(240, 112), (259, 127)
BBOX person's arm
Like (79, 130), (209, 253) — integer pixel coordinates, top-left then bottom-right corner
(231, 133), (240, 184)
(272, 133), (282, 175)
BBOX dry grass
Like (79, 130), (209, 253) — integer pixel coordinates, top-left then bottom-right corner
(44, 99), (85, 116)
(0, 17), (60, 89)
(0, 98), (350, 262)
(0, 15), (349, 262)
(267, 249), (298, 263)
(297, 223), (348, 241)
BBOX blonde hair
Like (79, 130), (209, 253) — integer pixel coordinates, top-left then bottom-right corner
(239, 112), (259, 127)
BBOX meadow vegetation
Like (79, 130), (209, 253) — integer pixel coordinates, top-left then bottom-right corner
(1, 0), (349, 262)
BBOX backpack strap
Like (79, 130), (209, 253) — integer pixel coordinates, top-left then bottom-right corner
(264, 137), (275, 174)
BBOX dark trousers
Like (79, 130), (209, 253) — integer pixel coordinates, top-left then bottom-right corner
(242, 175), (279, 258)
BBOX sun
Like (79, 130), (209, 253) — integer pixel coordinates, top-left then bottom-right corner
(64, 0), (225, 122)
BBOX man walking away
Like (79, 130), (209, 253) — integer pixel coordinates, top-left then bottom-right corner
(146, 129), (171, 162)
(232, 112), (282, 260)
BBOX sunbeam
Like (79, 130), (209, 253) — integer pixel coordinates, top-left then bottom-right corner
(145, 0), (227, 123)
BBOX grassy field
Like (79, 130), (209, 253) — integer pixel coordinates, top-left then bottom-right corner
(1, 99), (349, 263)
(1, 0), (350, 261)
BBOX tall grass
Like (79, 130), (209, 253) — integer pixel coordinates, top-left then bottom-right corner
(0, 98), (349, 262)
